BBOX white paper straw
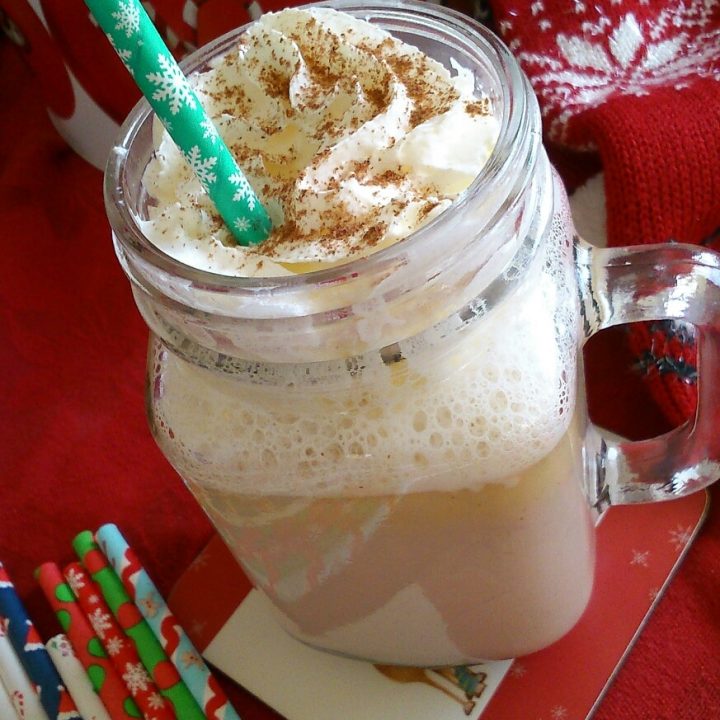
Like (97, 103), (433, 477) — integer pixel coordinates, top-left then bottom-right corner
(46, 635), (111, 720)
(0, 672), (20, 720)
(0, 620), (48, 720)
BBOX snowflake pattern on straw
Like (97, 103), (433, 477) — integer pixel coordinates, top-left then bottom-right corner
(112, 0), (141, 38)
(200, 118), (219, 143)
(122, 662), (151, 694)
(147, 692), (166, 710)
(229, 172), (257, 210)
(107, 33), (133, 74)
(64, 567), (85, 594)
(91, 0), (268, 244)
(88, 607), (113, 639)
(105, 636), (125, 656)
(183, 146), (217, 185)
(147, 54), (197, 115)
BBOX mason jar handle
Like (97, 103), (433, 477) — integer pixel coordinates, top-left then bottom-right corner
(575, 237), (720, 508)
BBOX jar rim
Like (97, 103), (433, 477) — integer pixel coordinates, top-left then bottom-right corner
(104, 0), (535, 295)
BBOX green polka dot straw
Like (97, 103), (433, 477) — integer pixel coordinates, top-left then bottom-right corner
(86, 0), (271, 246)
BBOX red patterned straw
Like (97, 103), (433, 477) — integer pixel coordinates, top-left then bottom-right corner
(64, 563), (175, 720)
(35, 563), (141, 720)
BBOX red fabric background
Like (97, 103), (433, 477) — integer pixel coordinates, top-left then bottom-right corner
(1, 35), (720, 720)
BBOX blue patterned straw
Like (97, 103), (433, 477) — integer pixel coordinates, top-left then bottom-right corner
(96, 524), (242, 720)
(0, 563), (81, 720)
(85, 0), (271, 245)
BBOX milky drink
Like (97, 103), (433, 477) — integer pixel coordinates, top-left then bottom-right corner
(148, 220), (594, 663)
(119, 2), (594, 663)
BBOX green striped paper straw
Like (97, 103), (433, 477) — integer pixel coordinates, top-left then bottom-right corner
(73, 531), (205, 720)
(85, 0), (271, 246)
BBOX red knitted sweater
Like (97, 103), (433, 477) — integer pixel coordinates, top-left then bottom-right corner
(486, 0), (720, 428)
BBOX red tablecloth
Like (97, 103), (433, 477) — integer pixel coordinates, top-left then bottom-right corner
(1, 38), (719, 719)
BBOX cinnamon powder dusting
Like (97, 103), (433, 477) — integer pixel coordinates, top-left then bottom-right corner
(146, 8), (499, 273)
(246, 18), (473, 262)
(465, 98), (491, 116)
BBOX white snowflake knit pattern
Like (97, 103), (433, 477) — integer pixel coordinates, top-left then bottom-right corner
(498, 1), (720, 147)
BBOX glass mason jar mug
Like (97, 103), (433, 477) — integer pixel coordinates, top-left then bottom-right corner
(106, 0), (720, 666)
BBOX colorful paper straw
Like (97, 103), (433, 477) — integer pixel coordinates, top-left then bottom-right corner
(0, 563), (81, 720)
(46, 635), (112, 720)
(0, 671), (21, 720)
(0, 615), (47, 720)
(97, 523), (241, 720)
(36, 562), (141, 720)
(64, 562), (174, 720)
(84, 0), (270, 245)
(73, 531), (205, 720)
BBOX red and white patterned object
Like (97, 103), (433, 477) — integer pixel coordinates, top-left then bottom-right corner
(493, 1), (720, 149)
(492, 0), (720, 430)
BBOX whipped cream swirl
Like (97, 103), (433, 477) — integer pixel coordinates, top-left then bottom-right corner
(141, 7), (500, 276)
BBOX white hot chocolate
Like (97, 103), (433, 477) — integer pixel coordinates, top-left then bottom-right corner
(139, 6), (594, 665)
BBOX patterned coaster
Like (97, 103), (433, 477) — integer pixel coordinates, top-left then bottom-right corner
(169, 491), (708, 720)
